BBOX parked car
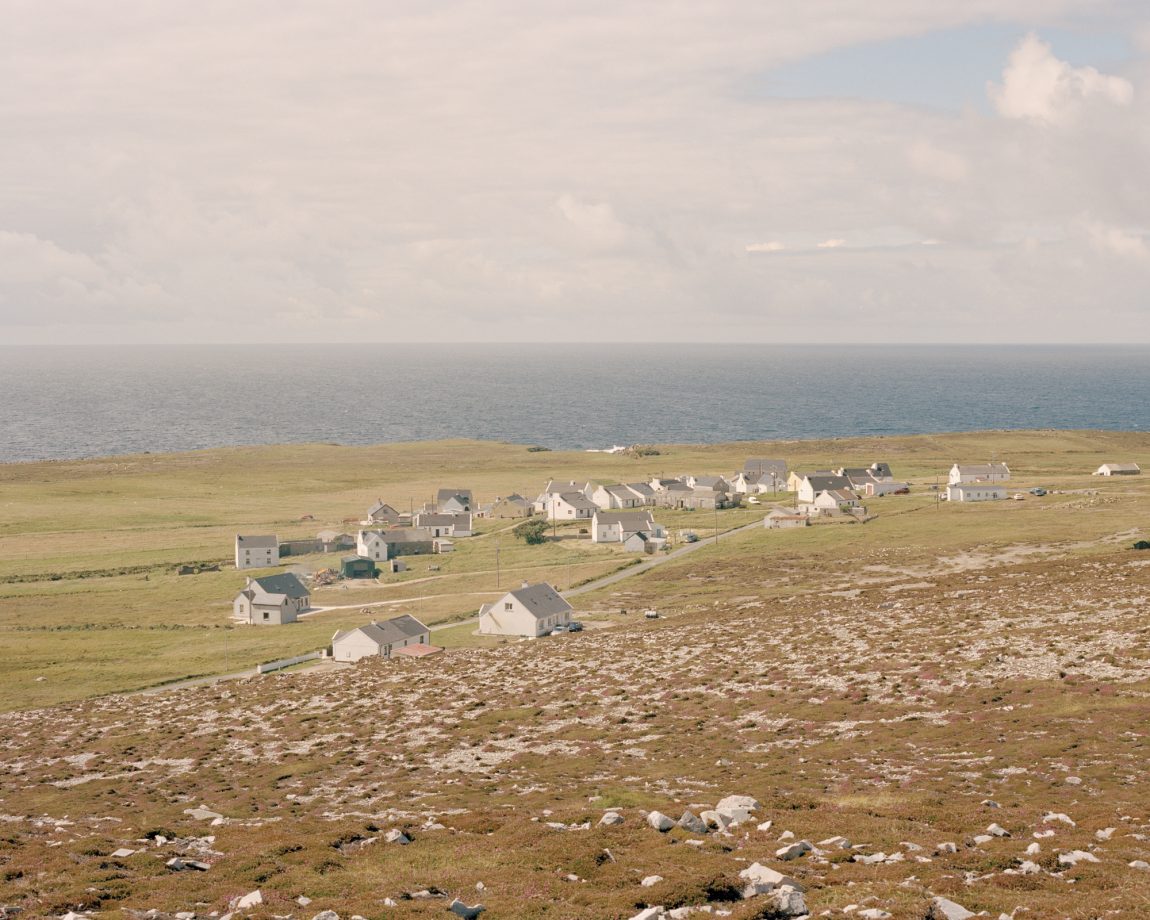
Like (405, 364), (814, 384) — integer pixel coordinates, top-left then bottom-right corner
(567, 621), (584, 632)
(550, 624), (570, 635)
(682, 533), (699, 543)
(1029, 488), (1047, 496)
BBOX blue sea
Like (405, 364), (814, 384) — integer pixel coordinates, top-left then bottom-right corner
(1, 344), (1148, 462)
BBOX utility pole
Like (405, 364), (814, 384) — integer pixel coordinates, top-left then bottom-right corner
(714, 503), (719, 544)
(495, 533), (501, 588)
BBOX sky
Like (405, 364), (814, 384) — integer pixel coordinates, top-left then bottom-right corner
(1, 1), (1148, 344)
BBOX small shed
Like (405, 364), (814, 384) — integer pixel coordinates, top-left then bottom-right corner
(434, 539), (455, 554)
(340, 555), (378, 579)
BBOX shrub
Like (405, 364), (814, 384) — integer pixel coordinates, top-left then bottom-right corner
(514, 519), (550, 545)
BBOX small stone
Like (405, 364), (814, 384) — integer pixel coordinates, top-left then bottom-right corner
(678, 811), (707, 834)
(770, 885), (808, 917)
(1096, 827), (1115, 841)
(297, 896), (312, 906)
(599, 812), (624, 827)
(641, 875), (664, 887)
(738, 862), (804, 897)
(936, 842), (957, 854)
(233, 890), (262, 909)
(1065, 776), (1082, 785)
(110, 848), (135, 858)
(629, 909), (665, 920)
(987, 823), (1010, 837)
(647, 811), (675, 832)
(699, 810), (729, 831)
(1043, 812), (1076, 826)
(972, 834), (994, 846)
(854, 852), (886, 865)
(385, 829), (411, 845)
(1026, 842), (1041, 855)
(1058, 850), (1100, 865)
(859, 910), (891, 919)
(756, 819), (773, 832)
(1129, 860), (1150, 870)
(1018, 860), (1042, 875)
(715, 795), (759, 812)
(775, 840), (812, 861)
(819, 835), (850, 849)
(311, 912), (340, 920)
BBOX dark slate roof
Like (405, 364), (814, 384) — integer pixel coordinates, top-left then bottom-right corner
(508, 583), (573, 618)
(805, 474), (851, 493)
(595, 510), (653, 526)
(336, 614), (429, 647)
(368, 500), (399, 516)
(250, 572), (309, 598)
(437, 488), (473, 503)
(743, 458), (788, 475)
(236, 534), (277, 549)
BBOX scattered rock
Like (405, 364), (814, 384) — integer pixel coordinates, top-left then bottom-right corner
(678, 811), (707, 834)
(1096, 827), (1115, 841)
(700, 810), (730, 831)
(776, 839), (813, 861)
(641, 875), (664, 887)
(935, 842), (957, 855)
(739, 862), (804, 897)
(311, 912), (340, 920)
(927, 896), (975, 920)
(600, 812), (625, 827)
(715, 794), (759, 812)
(110, 847), (135, 858)
(232, 890), (263, 909)
(769, 885), (808, 917)
(647, 811), (675, 832)
(1129, 860), (1149, 870)
(165, 857), (209, 872)
(385, 829), (411, 845)
(448, 899), (485, 919)
(1043, 812), (1076, 826)
(629, 908), (665, 920)
(1058, 850), (1100, 866)
(859, 909), (892, 919)
(987, 823), (1010, 837)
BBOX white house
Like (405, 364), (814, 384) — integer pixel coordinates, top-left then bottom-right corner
(591, 483), (644, 510)
(623, 482), (657, 505)
(235, 534), (278, 570)
(685, 474), (730, 492)
(1095, 462), (1141, 476)
(949, 463), (1011, 485)
(811, 488), (861, 513)
(478, 582), (574, 637)
(542, 491), (598, 521)
(232, 573), (310, 625)
(797, 474), (852, 504)
(732, 470), (786, 495)
(946, 482), (1007, 502)
(488, 494), (533, 518)
(623, 531), (666, 553)
(365, 500), (402, 525)
(413, 511), (473, 537)
(436, 489), (474, 513)
(591, 510), (664, 543)
(357, 528), (435, 561)
(331, 614), (433, 662)
(764, 509), (809, 529)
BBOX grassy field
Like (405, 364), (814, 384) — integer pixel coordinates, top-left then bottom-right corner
(1, 428), (1147, 712)
(2, 430), (1150, 917)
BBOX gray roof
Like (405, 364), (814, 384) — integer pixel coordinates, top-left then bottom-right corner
(249, 572), (309, 599)
(743, 458), (788, 475)
(602, 484), (637, 498)
(236, 534), (277, 549)
(625, 482), (656, 497)
(692, 475), (729, 489)
(869, 462), (893, 478)
(335, 614), (429, 648)
(557, 491), (597, 509)
(953, 462), (1010, 474)
(804, 474), (851, 493)
(318, 529), (352, 541)
(416, 512), (469, 526)
(363, 527), (433, 543)
(595, 510), (653, 526)
(497, 493), (529, 503)
(543, 479), (588, 495)
(508, 583), (573, 618)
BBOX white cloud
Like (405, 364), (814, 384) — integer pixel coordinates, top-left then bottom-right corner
(907, 140), (968, 182)
(989, 33), (1134, 125)
(817, 238), (847, 249)
(1084, 220), (1150, 260)
(745, 241), (785, 253)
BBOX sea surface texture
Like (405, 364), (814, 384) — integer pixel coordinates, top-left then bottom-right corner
(1, 344), (1148, 462)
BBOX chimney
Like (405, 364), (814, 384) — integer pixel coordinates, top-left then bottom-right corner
(521, 580), (530, 589)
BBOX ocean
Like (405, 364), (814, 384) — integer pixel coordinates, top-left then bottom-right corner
(1, 344), (1148, 462)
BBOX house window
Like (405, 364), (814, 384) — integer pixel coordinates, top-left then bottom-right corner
(262, 611), (269, 621)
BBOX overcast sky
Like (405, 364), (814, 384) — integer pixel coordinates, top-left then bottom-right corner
(2, 1), (1148, 344)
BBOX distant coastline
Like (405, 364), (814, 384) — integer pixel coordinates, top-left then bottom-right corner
(2, 343), (1148, 463)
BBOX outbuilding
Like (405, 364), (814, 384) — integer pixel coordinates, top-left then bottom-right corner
(340, 555), (378, 579)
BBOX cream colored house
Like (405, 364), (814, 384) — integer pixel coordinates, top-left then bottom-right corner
(591, 510), (664, 543)
(232, 573), (309, 625)
(331, 615), (432, 662)
(478, 583), (573, 637)
(1095, 463), (1141, 476)
(235, 534), (278, 570)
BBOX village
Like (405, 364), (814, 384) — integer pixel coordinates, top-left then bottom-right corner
(224, 457), (1141, 672)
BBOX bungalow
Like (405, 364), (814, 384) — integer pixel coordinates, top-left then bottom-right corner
(232, 573), (310, 625)
(764, 509), (809, 529)
(732, 470), (786, 495)
(683, 489), (738, 510)
(592, 510), (663, 543)
(436, 489), (474, 513)
(357, 528), (435, 562)
(623, 482), (658, 505)
(331, 614), (433, 662)
(478, 582), (573, 637)
(623, 531), (666, 553)
(797, 474), (852, 504)
(949, 462), (1011, 485)
(235, 534), (278, 570)
(811, 488), (861, 513)
(366, 500), (402, 526)
(1095, 463), (1141, 476)
(413, 511), (473, 538)
(946, 482), (1007, 502)
(650, 478), (695, 508)
(591, 483), (645, 510)
(542, 491), (597, 521)
(489, 494), (533, 518)
(534, 479), (592, 513)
